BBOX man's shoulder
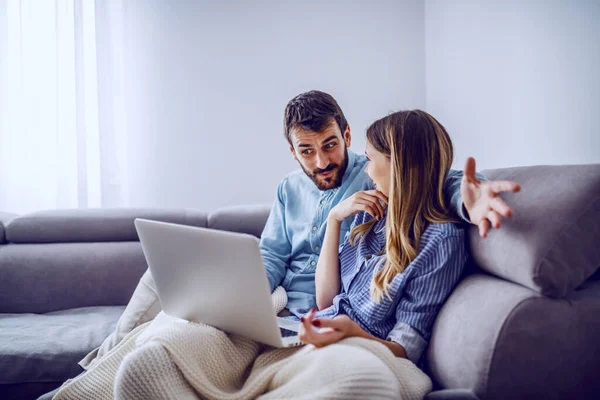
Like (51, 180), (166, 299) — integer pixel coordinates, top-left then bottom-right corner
(276, 169), (314, 197)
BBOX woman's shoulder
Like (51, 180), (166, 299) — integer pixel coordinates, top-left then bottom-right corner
(415, 222), (467, 265)
(422, 221), (466, 241)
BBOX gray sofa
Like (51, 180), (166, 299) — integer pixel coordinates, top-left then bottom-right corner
(1, 164), (599, 400)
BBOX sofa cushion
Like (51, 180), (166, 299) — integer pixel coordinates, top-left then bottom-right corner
(78, 269), (161, 370)
(0, 242), (147, 314)
(426, 272), (600, 400)
(0, 306), (124, 385)
(0, 212), (17, 244)
(469, 164), (600, 298)
(6, 208), (208, 244)
(207, 204), (271, 238)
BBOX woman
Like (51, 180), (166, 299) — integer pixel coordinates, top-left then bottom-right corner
(296, 109), (468, 366)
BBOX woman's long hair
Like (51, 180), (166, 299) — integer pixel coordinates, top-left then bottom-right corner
(349, 110), (458, 302)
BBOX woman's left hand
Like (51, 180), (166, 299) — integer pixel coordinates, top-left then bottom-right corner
(298, 309), (363, 348)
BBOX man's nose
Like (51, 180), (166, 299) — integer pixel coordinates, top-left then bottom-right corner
(315, 150), (330, 170)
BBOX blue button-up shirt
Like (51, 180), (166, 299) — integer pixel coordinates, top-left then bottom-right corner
(260, 150), (470, 311)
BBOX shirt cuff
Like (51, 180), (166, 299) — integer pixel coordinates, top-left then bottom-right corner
(386, 321), (428, 364)
(459, 202), (471, 223)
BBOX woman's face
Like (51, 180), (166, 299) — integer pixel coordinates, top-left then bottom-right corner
(364, 140), (391, 197)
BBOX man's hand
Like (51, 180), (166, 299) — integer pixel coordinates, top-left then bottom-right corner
(298, 309), (361, 348)
(462, 157), (521, 238)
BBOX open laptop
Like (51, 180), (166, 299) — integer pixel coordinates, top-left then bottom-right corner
(134, 218), (302, 348)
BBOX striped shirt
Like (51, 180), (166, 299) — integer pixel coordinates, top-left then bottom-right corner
(290, 210), (468, 365)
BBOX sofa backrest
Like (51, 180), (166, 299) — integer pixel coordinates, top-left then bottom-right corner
(0, 209), (208, 314)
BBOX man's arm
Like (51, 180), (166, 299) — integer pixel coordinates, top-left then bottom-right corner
(445, 158), (521, 237)
(260, 183), (292, 292)
(444, 169), (485, 223)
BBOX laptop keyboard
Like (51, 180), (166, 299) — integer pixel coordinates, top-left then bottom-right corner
(280, 327), (298, 338)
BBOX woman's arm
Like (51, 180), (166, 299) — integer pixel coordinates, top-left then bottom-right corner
(315, 216), (342, 310)
(352, 325), (407, 358)
(315, 190), (388, 310)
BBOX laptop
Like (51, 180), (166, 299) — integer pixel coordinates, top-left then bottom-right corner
(134, 218), (302, 348)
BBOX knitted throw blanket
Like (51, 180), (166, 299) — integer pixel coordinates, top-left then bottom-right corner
(54, 291), (431, 399)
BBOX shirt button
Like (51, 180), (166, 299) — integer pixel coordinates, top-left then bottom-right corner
(312, 226), (317, 231)
(311, 261), (316, 266)
(320, 200), (325, 205)
(315, 246), (320, 251)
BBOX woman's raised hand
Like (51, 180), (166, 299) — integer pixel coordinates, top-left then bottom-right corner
(328, 190), (388, 223)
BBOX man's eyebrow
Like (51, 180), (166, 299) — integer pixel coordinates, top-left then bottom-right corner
(297, 135), (338, 148)
(321, 135), (338, 144)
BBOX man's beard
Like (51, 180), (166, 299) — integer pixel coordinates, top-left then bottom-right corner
(300, 146), (349, 191)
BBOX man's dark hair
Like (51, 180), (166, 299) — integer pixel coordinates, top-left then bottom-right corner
(283, 90), (348, 145)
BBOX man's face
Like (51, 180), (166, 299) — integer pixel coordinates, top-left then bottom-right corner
(290, 120), (351, 191)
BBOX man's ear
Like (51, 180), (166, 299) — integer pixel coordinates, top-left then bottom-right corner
(290, 145), (298, 161)
(344, 125), (352, 148)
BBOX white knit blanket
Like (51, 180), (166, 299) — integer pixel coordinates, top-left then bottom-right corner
(54, 291), (431, 399)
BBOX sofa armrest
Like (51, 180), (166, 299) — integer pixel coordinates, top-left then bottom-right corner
(5, 208), (208, 243)
(426, 272), (600, 399)
(0, 212), (18, 244)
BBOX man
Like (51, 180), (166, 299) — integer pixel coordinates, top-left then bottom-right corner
(261, 90), (520, 313)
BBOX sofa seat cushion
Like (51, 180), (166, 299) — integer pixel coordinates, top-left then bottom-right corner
(0, 306), (124, 385)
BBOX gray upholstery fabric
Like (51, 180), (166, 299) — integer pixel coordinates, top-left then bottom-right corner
(38, 387), (61, 400)
(0, 306), (124, 385)
(0, 242), (147, 313)
(469, 164), (600, 298)
(425, 389), (480, 400)
(207, 204), (271, 238)
(6, 208), (208, 244)
(426, 272), (600, 400)
(0, 212), (17, 244)
(4, 382), (62, 400)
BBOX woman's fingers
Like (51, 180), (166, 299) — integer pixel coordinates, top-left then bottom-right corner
(355, 200), (379, 219)
(356, 196), (385, 219)
(364, 190), (388, 204)
(299, 310), (315, 344)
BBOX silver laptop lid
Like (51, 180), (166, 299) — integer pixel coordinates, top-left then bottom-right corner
(134, 218), (285, 348)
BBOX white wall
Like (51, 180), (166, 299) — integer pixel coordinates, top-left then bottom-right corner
(122, 0), (425, 211)
(425, 0), (600, 170)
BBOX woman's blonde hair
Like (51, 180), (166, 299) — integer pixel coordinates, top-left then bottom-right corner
(349, 110), (458, 302)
